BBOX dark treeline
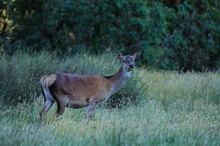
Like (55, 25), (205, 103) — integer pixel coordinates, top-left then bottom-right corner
(0, 0), (220, 71)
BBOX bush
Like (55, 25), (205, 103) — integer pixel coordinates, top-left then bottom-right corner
(142, 0), (220, 71)
(1, 0), (148, 53)
(1, 0), (219, 71)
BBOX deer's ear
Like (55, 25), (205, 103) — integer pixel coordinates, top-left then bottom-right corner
(134, 50), (142, 59)
(116, 51), (123, 60)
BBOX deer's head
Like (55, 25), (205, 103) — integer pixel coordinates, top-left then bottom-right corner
(116, 50), (141, 72)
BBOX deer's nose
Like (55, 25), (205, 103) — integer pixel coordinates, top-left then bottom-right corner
(129, 64), (134, 68)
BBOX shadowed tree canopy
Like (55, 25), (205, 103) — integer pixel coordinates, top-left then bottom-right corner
(0, 0), (220, 71)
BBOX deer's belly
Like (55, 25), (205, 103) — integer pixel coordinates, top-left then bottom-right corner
(66, 100), (87, 108)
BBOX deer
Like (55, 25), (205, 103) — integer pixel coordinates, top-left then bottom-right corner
(39, 51), (141, 124)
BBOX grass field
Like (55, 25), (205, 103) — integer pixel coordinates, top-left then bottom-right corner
(0, 52), (220, 146)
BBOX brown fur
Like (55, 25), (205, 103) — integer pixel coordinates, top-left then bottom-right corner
(49, 73), (111, 107)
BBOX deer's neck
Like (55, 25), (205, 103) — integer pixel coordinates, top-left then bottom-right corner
(108, 65), (131, 95)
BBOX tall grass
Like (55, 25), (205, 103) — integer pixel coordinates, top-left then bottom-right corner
(139, 70), (220, 110)
(0, 51), (220, 146)
(0, 51), (146, 106)
(0, 97), (219, 146)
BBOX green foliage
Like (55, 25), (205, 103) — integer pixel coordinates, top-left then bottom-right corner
(142, 0), (220, 71)
(1, 0), (148, 53)
(1, 0), (220, 71)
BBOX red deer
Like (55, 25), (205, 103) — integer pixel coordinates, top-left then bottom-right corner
(40, 51), (141, 124)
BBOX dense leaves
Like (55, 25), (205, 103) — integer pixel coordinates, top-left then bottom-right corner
(0, 0), (220, 71)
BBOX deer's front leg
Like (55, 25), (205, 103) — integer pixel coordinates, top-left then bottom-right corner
(86, 101), (96, 120)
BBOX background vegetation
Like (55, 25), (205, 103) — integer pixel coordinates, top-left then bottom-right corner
(1, 0), (220, 71)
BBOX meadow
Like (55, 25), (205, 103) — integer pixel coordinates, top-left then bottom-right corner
(0, 52), (220, 146)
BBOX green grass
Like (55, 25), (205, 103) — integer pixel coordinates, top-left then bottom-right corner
(0, 52), (220, 146)
(0, 96), (220, 146)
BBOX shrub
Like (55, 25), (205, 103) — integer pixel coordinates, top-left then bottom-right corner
(1, 0), (219, 71)
(1, 0), (148, 53)
(142, 0), (220, 71)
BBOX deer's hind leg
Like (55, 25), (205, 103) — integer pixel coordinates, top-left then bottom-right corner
(40, 99), (54, 124)
(54, 95), (69, 120)
(55, 103), (66, 120)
